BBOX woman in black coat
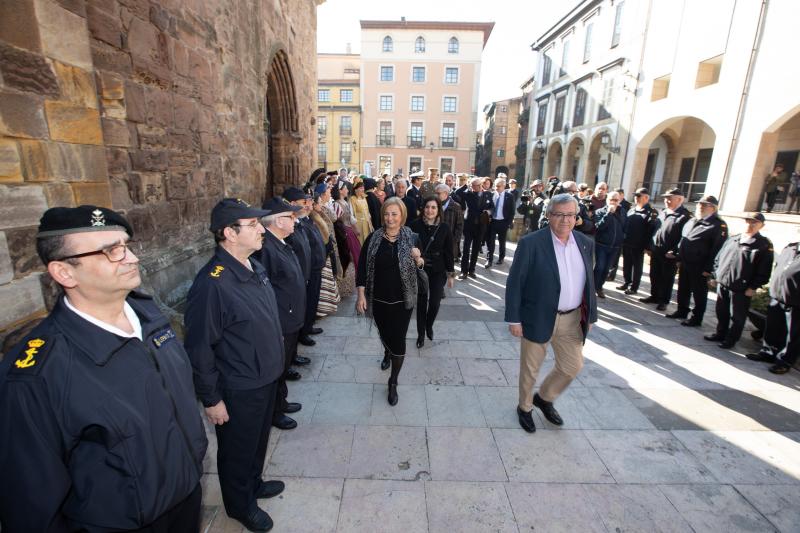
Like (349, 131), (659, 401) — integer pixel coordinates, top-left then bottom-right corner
(410, 196), (455, 348)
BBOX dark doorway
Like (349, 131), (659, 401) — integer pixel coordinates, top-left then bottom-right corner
(495, 165), (510, 177)
(642, 148), (657, 190)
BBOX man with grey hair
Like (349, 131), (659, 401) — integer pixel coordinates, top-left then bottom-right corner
(485, 177), (515, 268)
(437, 183), (464, 261)
(460, 177), (494, 279)
(505, 193), (597, 433)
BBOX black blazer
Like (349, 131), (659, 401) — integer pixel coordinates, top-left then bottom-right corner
(409, 219), (454, 274)
(463, 190), (493, 227)
(403, 196), (419, 226)
(490, 191), (515, 227)
(366, 192), (382, 231)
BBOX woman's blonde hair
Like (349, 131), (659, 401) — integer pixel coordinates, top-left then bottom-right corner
(381, 196), (407, 226)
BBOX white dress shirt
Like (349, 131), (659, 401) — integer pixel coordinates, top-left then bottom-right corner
(550, 230), (586, 311)
(64, 296), (143, 340)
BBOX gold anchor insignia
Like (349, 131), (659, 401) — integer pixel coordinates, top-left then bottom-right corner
(15, 338), (45, 369)
(210, 265), (225, 278)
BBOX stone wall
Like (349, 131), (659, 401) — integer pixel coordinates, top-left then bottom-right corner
(0, 0), (321, 350)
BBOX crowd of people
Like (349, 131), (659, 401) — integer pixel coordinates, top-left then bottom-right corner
(1, 163), (798, 531)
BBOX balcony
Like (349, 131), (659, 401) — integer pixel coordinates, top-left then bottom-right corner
(439, 136), (457, 149)
(340, 154), (351, 163)
(339, 127), (352, 136)
(317, 128), (327, 136)
(376, 134), (394, 146)
(407, 136), (426, 148)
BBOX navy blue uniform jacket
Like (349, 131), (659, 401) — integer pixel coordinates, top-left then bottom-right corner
(0, 292), (207, 531)
(505, 229), (598, 343)
(259, 229), (307, 334)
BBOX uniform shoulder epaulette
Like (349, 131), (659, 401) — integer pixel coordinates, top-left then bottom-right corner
(8, 335), (54, 376)
(208, 264), (225, 279)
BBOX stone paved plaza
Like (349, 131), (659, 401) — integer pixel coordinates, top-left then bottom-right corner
(200, 242), (800, 532)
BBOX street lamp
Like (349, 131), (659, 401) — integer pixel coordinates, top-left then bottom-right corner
(352, 140), (358, 173)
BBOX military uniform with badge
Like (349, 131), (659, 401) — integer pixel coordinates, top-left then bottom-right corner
(183, 198), (285, 532)
(705, 212), (773, 348)
(668, 195), (728, 326)
(0, 206), (207, 532)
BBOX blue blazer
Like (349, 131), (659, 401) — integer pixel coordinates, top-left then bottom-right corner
(505, 229), (598, 343)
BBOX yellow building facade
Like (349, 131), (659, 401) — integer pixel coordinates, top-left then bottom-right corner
(317, 54), (362, 173)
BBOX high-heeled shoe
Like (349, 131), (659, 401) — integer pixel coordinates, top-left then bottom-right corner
(380, 350), (390, 371)
(426, 327), (434, 341)
(387, 382), (398, 405)
(416, 336), (424, 348)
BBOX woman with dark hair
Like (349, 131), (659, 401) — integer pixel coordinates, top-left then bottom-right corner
(410, 196), (455, 348)
(356, 197), (424, 406)
(311, 185), (342, 317)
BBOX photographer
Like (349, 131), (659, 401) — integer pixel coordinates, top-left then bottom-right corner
(517, 180), (546, 234)
(540, 180), (595, 235)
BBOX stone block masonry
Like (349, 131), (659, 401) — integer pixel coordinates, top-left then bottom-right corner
(0, 0), (321, 351)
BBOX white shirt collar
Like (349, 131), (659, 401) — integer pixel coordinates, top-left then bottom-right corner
(64, 296), (143, 340)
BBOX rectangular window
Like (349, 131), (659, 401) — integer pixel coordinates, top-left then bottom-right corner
(379, 95), (393, 111)
(652, 74), (670, 101)
(317, 116), (327, 135)
(380, 66), (394, 81)
(440, 157), (454, 173)
(536, 103), (548, 136)
(411, 96), (425, 112)
(573, 88), (587, 127)
(611, 1), (624, 47)
(339, 89), (353, 103)
(445, 67), (459, 84)
(340, 116), (352, 136)
(542, 54), (552, 86)
(443, 96), (457, 112)
(499, 125), (507, 135)
(553, 95), (566, 133)
(695, 55), (723, 89)
(598, 77), (615, 120)
(409, 122), (424, 147)
(500, 105), (508, 112)
(378, 155), (392, 174)
(318, 89), (330, 102)
(318, 143), (327, 159)
(583, 23), (593, 63)
(409, 156), (422, 173)
(412, 66), (426, 82)
(378, 121), (393, 146)
(560, 40), (570, 77)
(441, 123), (456, 148)
(496, 149), (505, 157)
(339, 141), (351, 162)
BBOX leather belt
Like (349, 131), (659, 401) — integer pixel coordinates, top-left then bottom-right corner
(557, 307), (579, 315)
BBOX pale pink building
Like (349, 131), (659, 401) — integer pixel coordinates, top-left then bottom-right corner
(360, 19), (494, 177)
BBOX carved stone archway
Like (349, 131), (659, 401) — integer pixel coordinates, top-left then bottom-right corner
(265, 49), (300, 200)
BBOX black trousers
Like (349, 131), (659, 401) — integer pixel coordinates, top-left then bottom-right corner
(649, 254), (678, 304)
(486, 220), (509, 262)
(302, 269), (323, 334)
(132, 484), (202, 533)
(216, 382), (277, 519)
(763, 300), (800, 366)
(622, 246), (646, 291)
(417, 270), (447, 338)
(275, 330), (300, 415)
(373, 300), (413, 356)
(714, 286), (751, 342)
(461, 223), (484, 274)
(676, 262), (710, 320)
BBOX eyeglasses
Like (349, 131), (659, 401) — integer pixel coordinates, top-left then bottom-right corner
(232, 220), (263, 229)
(550, 212), (578, 221)
(56, 240), (139, 263)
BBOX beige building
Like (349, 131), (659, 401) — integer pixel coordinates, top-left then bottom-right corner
(317, 53), (361, 173)
(479, 97), (523, 177)
(359, 19), (494, 177)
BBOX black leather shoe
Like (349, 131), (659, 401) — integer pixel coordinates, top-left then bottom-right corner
(624, 288), (638, 295)
(746, 352), (777, 363)
(639, 296), (658, 303)
(517, 407), (536, 433)
(286, 369), (302, 381)
(426, 327), (434, 341)
(704, 333), (724, 342)
(256, 480), (285, 499)
(272, 414), (297, 430)
(769, 363), (791, 375)
(416, 336), (424, 349)
(596, 289), (606, 299)
(282, 402), (302, 414)
(680, 319), (702, 327)
(309, 327), (323, 335)
(533, 393), (563, 426)
(484, 261), (492, 269)
(718, 340), (736, 349)
(656, 304), (667, 311)
(497, 257), (504, 265)
(666, 311), (688, 319)
(298, 335), (316, 346)
(458, 272), (468, 280)
(292, 355), (311, 366)
(468, 271), (477, 279)
(616, 283), (629, 291)
(237, 508), (273, 532)
(388, 383), (398, 406)
(381, 352), (390, 370)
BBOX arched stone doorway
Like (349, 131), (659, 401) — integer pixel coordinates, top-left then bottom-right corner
(265, 49), (300, 200)
(546, 141), (562, 178)
(746, 105), (800, 213)
(631, 116), (716, 202)
(565, 135), (585, 182)
(586, 129), (612, 186)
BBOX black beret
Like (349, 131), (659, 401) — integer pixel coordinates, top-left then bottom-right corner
(37, 205), (133, 239)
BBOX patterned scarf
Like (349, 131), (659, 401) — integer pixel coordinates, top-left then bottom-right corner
(364, 225), (418, 317)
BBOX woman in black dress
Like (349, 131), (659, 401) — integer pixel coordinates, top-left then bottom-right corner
(356, 197), (424, 405)
(410, 197), (455, 348)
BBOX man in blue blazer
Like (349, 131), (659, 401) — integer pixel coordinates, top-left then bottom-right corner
(485, 175), (516, 268)
(505, 193), (598, 433)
